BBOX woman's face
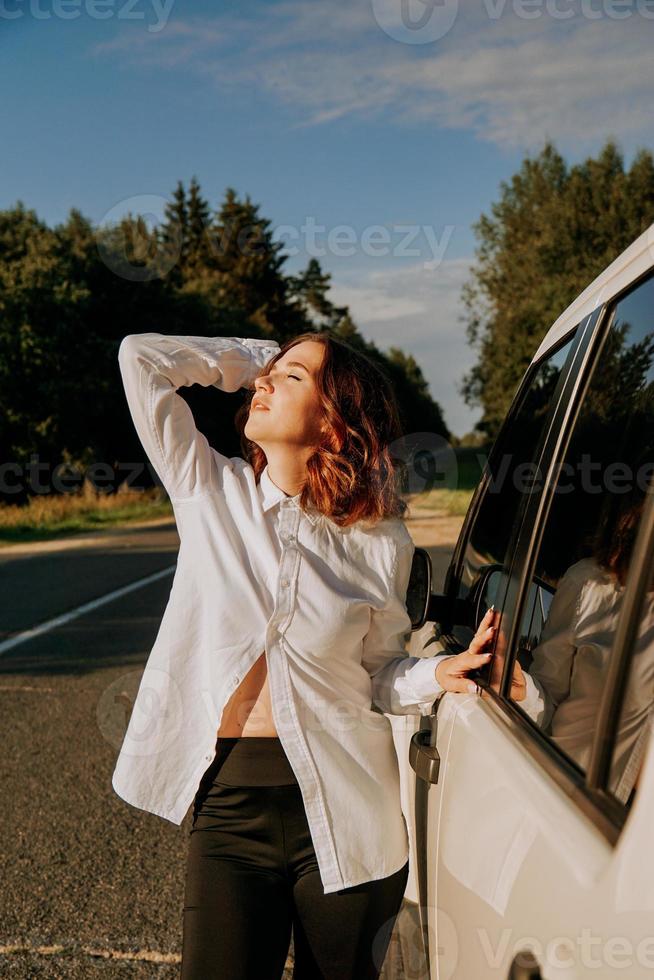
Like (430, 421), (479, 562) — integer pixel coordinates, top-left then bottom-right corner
(244, 340), (327, 451)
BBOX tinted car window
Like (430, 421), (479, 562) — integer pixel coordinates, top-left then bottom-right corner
(509, 273), (654, 784)
(607, 552), (654, 806)
(453, 332), (577, 652)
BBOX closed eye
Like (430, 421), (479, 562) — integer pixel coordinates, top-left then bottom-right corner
(267, 367), (303, 382)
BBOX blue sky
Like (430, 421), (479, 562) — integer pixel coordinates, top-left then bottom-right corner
(2, 0), (653, 436)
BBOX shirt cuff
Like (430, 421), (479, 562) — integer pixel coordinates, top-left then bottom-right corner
(520, 670), (544, 720)
(406, 654), (450, 701)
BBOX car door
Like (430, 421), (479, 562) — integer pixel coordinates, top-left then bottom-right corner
(413, 270), (654, 979)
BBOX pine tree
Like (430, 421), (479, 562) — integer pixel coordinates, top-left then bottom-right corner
(186, 175), (212, 276)
(160, 180), (189, 287)
(287, 258), (348, 329)
(206, 187), (306, 339)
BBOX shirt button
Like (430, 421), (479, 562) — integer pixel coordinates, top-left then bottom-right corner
(280, 578), (290, 589)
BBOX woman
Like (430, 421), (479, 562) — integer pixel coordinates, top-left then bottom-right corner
(514, 490), (654, 802)
(111, 330), (494, 980)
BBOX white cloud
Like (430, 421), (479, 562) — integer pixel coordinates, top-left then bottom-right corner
(90, 3), (654, 151)
(383, 19), (654, 149)
(329, 257), (482, 436)
(90, 18), (231, 66)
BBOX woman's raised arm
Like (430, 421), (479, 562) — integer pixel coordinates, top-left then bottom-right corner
(118, 333), (280, 502)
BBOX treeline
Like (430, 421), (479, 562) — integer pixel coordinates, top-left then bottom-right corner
(0, 181), (449, 505)
(461, 139), (654, 439)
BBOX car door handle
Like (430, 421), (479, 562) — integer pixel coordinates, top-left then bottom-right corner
(409, 728), (441, 784)
(509, 950), (543, 979)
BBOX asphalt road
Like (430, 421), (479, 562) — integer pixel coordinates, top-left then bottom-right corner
(0, 518), (292, 979)
(0, 508), (457, 979)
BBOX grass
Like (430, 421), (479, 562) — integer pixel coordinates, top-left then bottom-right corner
(0, 480), (173, 546)
(409, 487), (475, 516)
(405, 446), (488, 517)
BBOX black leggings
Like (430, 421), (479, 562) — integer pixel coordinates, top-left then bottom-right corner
(181, 736), (409, 979)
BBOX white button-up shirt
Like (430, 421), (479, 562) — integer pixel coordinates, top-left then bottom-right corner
(521, 557), (654, 803)
(111, 332), (444, 894)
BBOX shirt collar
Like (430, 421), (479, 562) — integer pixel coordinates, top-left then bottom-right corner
(259, 464), (321, 526)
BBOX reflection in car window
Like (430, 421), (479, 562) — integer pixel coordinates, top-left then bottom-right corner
(453, 333), (576, 658)
(607, 557), (654, 806)
(514, 273), (654, 796)
(458, 335), (575, 596)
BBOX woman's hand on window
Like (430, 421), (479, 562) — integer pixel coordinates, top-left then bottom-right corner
(434, 607), (529, 700)
(435, 608), (496, 693)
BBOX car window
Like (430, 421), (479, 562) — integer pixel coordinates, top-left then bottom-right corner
(507, 273), (654, 787)
(607, 550), (654, 807)
(451, 331), (577, 651)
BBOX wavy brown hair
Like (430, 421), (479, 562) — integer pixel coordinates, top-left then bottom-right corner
(595, 496), (644, 588)
(591, 437), (654, 588)
(234, 331), (409, 528)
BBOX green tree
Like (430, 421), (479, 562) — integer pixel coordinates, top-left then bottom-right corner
(287, 258), (349, 330)
(200, 188), (306, 340)
(186, 175), (213, 277)
(0, 204), (182, 501)
(461, 139), (654, 439)
(385, 346), (449, 441)
(0, 183), (451, 502)
(0, 202), (64, 477)
(160, 179), (189, 288)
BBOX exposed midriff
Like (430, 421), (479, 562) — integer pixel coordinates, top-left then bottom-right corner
(216, 651), (279, 737)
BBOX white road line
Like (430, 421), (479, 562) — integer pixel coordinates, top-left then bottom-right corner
(0, 685), (55, 692)
(0, 943), (294, 969)
(85, 946), (181, 964)
(0, 565), (176, 657)
(0, 943), (181, 964)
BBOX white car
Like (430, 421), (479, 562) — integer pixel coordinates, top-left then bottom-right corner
(398, 222), (654, 979)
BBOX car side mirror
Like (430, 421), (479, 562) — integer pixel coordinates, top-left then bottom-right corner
(408, 547), (432, 631)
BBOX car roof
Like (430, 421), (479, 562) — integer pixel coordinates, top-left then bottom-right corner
(532, 221), (654, 364)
